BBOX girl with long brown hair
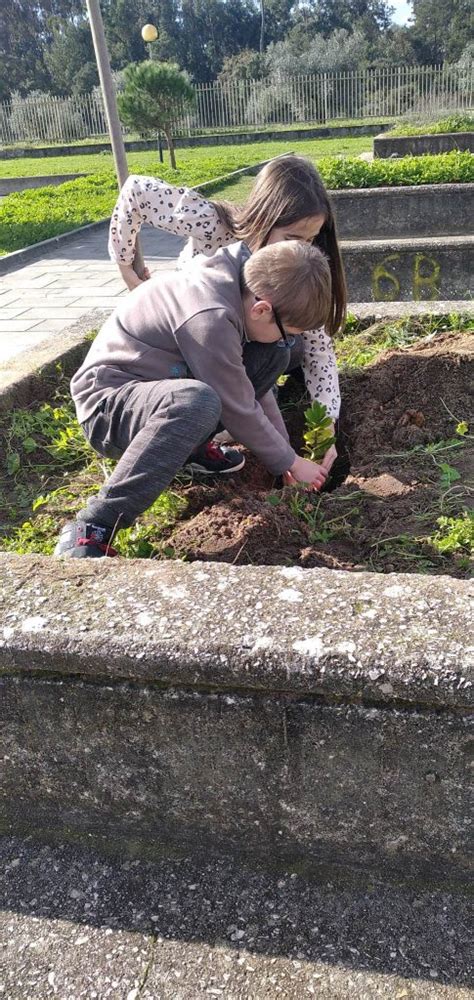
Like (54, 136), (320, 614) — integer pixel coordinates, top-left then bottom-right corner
(108, 154), (347, 470)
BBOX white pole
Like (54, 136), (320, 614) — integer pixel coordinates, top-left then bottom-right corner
(85, 0), (145, 277)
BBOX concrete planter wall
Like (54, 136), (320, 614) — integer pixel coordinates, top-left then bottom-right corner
(0, 122), (391, 160)
(331, 183), (474, 240)
(342, 234), (473, 302)
(1, 555), (472, 884)
(374, 130), (474, 158)
(0, 173), (86, 196)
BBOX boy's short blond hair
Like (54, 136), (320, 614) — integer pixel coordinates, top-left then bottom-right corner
(242, 240), (332, 332)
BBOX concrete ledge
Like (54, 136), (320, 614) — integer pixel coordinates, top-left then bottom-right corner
(0, 219), (109, 275)
(0, 311), (105, 408)
(1, 555), (472, 882)
(0, 173), (86, 195)
(341, 234), (473, 301)
(348, 299), (474, 319)
(374, 131), (474, 158)
(0, 122), (391, 159)
(332, 183), (474, 240)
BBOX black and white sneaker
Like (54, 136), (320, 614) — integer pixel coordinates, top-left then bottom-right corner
(185, 440), (245, 476)
(54, 520), (118, 558)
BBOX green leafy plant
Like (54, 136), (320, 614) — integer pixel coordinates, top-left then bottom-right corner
(438, 462), (462, 488)
(302, 401), (336, 462)
(429, 513), (474, 556)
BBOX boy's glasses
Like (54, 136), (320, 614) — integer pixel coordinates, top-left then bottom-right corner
(255, 297), (296, 349)
(272, 304), (296, 349)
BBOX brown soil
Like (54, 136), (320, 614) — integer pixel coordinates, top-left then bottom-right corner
(161, 331), (473, 577)
(1, 330), (472, 578)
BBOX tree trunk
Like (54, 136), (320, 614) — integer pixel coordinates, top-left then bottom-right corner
(259, 0), (265, 54)
(165, 129), (177, 170)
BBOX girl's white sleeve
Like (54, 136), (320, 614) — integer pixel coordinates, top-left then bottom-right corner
(108, 174), (233, 264)
(301, 328), (341, 420)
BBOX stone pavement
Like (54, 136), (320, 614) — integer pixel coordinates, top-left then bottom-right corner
(1, 835), (472, 1000)
(0, 226), (183, 366)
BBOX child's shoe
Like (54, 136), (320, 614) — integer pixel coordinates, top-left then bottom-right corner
(186, 440), (245, 475)
(54, 520), (118, 558)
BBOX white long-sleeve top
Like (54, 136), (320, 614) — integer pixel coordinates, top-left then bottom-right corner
(108, 174), (341, 418)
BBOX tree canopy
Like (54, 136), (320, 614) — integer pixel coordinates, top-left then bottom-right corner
(117, 59), (195, 168)
(0, 0), (471, 101)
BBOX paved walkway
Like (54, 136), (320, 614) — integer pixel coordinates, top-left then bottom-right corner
(1, 835), (472, 1000)
(0, 226), (183, 366)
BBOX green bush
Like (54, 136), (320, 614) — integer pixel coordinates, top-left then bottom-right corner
(317, 150), (474, 189)
(387, 113), (474, 137)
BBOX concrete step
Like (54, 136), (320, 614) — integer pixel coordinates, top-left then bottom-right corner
(341, 234), (473, 302)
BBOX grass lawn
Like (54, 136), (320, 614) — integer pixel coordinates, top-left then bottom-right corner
(0, 142), (472, 255)
(0, 135), (372, 179)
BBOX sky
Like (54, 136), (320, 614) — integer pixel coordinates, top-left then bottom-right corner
(390, 0), (413, 25)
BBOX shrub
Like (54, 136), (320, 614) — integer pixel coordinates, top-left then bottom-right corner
(8, 90), (89, 144)
(387, 113), (474, 137)
(245, 83), (295, 126)
(317, 150), (474, 189)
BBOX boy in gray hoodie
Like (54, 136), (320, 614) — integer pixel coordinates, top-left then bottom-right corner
(55, 239), (332, 558)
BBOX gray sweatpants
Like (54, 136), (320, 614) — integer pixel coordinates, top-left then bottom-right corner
(79, 339), (302, 530)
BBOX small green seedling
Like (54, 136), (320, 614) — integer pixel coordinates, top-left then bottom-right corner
(303, 401), (336, 462)
(430, 513), (474, 555)
(439, 462), (461, 488)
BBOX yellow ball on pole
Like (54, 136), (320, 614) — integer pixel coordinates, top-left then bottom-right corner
(141, 23), (158, 42)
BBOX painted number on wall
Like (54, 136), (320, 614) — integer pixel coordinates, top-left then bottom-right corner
(372, 253), (441, 301)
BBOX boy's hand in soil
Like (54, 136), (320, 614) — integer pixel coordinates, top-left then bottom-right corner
(119, 263), (151, 290)
(283, 456), (328, 490)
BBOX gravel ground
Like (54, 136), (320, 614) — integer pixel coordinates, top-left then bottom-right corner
(1, 836), (472, 1000)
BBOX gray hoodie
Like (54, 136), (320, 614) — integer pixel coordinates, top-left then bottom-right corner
(71, 242), (296, 475)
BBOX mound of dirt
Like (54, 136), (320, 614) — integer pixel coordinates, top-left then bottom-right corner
(167, 495), (306, 564)
(163, 331), (473, 577)
(338, 331), (473, 467)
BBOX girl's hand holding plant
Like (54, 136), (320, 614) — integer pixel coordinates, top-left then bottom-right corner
(321, 436), (337, 474)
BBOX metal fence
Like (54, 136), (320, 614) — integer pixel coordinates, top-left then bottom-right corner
(1, 64), (472, 146)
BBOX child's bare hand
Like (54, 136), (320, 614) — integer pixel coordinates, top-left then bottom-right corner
(119, 263), (151, 290)
(284, 455), (328, 491)
(321, 443), (337, 474)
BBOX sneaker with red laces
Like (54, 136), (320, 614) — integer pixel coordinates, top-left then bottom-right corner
(185, 440), (245, 476)
(54, 520), (118, 558)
